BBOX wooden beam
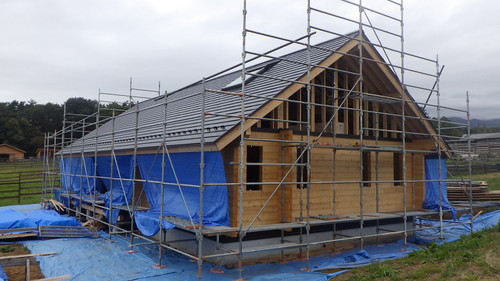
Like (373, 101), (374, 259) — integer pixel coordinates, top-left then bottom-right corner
(0, 252), (57, 267)
(32, 276), (72, 281)
(0, 257), (35, 267)
(360, 38), (450, 156)
(0, 252), (57, 261)
(216, 39), (360, 150)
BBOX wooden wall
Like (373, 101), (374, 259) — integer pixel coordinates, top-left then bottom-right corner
(221, 130), (431, 228)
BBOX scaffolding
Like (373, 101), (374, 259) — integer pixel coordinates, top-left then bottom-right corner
(42, 1), (475, 279)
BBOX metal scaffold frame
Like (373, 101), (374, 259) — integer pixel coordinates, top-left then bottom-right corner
(41, 1), (476, 279)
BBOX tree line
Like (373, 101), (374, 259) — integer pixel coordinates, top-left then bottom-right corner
(0, 98), (131, 156)
(1, 98), (499, 157)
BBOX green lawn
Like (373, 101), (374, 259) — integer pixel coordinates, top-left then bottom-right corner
(332, 222), (500, 280)
(0, 161), (48, 206)
(471, 172), (500, 190)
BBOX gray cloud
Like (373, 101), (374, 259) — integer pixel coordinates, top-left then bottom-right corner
(1, 0), (498, 119)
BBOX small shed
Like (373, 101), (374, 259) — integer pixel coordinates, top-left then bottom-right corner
(0, 144), (26, 161)
(36, 148), (57, 159)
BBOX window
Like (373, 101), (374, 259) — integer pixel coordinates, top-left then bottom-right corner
(393, 152), (403, 186)
(246, 146), (262, 191)
(362, 151), (371, 187)
(223, 62), (277, 91)
(296, 147), (309, 189)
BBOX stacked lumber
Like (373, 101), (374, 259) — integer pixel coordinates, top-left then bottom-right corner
(447, 181), (500, 201)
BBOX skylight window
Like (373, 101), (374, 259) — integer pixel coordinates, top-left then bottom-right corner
(223, 67), (264, 90)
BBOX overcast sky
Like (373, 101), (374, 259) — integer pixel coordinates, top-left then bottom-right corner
(1, 0), (498, 119)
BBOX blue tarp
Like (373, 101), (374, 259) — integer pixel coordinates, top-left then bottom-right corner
(26, 209), (81, 227)
(96, 155), (134, 223)
(423, 156), (456, 220)
(134, 152), (229, 236)
(23, 234), (336, 281)
(0, 204), (80, 235)
(15, 206), (500, 281)
(0, 208), (37, 230)
(59, 157), (96, 195)
(58, 152), (230, 234)
(412, 209), (500, 245)
(0, 264), (8, 281)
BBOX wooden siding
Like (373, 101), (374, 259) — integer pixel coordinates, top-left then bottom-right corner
(221, 130), (431, 227)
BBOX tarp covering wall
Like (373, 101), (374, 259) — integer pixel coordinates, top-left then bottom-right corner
(135, 151), (229, 236)
(58, 152), (229, 234)
(96, 155), (134, 223)
(423, 156), (456, 220)
(58, 157), (96, 195)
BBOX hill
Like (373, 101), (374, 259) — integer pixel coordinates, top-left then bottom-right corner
(449, 117), (500, 128)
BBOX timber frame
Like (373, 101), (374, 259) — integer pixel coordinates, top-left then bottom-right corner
(41, 1), (474, 279)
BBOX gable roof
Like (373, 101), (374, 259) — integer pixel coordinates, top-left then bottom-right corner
(65, 31), (359, 154)
(0, 143), (26, 153)
(63, 30), (446, 155)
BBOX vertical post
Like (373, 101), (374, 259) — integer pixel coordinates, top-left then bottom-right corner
(108, 109), (116, 240)
(61, 103), (67, 202)
(305, 0), (312, 270)
(400, 0), (408, 249)
(466, 91), (473, 234)
(238, 1), (247, 279)
(436, 55), (444, 240)
(93, 90), (102, 225)
(130, 81), (140, 249)
(158, 94), (168, 268)
(42, 133), (47, 201)
(358, 0), (365, 251)
(18, 172), (21, 204)
(52, 131), (58, 202)
(197, 78), (206, 278)
(78, 118), (85, 220)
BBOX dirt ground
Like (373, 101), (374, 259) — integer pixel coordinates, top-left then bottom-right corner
(0, 243), (44, 281)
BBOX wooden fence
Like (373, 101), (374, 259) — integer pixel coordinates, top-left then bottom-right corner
(0, 171), (44, 205)
(448, 160), (500, 175)
(0, 159), (52, 206)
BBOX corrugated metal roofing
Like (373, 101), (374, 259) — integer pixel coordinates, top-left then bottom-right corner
(63, 31), (359, 154)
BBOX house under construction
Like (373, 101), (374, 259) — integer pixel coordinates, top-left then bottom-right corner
(42, 1), (474, 279)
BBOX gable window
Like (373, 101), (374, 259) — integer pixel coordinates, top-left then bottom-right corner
(246, 146), (262, 191)
(223, 62), (277, 91)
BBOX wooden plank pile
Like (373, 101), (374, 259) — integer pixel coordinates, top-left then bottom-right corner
(447, 181), (500, 201)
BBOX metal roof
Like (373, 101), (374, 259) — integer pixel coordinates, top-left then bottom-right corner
(467, 132), (500, 141)
(63, 31), (358, 154)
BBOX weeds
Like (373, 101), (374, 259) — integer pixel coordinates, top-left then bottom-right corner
(0, 245), (15, 253)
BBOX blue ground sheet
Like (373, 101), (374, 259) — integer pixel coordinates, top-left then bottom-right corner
(0, 204), (80, 236)
(0, 264), (7, 281)
(15, 208), (499, 281)
(1, 204), (498, 280)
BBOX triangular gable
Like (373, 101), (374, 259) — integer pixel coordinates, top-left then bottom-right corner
(64, 31), (447, 155)
(0, 143), (26, 153)
(216, 32), (449, 156)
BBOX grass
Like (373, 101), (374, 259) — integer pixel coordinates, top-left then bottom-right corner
(0, 161), (47, 206)
(471, 172), (500, 191)
(332, 222), (500, 281)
